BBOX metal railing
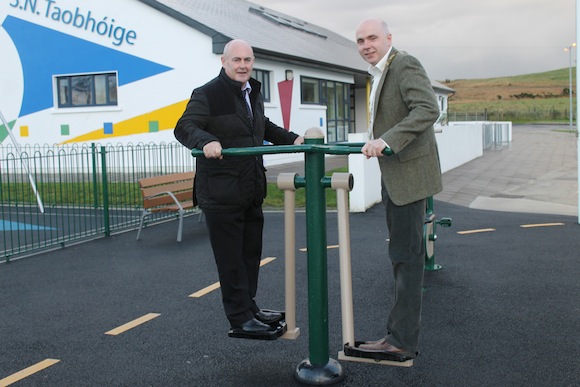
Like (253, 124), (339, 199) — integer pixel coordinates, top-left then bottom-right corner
(448, 111), (488, 122)
(482, 122), (511, 150)
(0, 142), (195, 262)
(449, 109), (573, 123)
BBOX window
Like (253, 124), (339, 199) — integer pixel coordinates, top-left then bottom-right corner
(252, 69), (271, 102)
(300, 77), (352, 142)
(301, 78), (320, 104)
(56, 72), (118, 108)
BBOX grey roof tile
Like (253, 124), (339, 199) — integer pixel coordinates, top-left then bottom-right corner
(141, 0), (368, 72)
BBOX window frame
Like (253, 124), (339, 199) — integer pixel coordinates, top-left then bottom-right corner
(54, 71), (119, 109)
(252, 68), (271, 102)
(300, 76), (352, 142)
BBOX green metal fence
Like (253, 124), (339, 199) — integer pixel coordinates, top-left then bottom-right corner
(0, 142), (195, 262)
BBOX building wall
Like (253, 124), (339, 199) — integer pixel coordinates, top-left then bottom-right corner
(1, 0), (213, 146)
(0, 1), (325, 151)
(0, 0), (449, 168)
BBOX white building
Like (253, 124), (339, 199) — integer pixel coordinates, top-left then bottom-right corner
(0, 0), (453, 165)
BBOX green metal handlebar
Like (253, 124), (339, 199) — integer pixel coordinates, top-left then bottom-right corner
(190, 143), (393, 157)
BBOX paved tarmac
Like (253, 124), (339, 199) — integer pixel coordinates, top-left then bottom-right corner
(267, 124), (579, 218)
(436, 124), (578, 217)
(1, 124), (579, 386)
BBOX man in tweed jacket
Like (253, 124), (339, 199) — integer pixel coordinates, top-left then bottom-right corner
(356, 18), (443, 360)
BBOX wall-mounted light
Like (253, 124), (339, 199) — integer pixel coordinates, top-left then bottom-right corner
(285, 70), (294, 81)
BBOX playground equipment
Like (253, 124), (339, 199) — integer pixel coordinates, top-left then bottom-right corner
(330, 172), (414, 366)
(191, 128), (452, 384)
(424, 196), (453, 271)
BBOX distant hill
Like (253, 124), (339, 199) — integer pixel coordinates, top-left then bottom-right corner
(439, 68), (575, 103)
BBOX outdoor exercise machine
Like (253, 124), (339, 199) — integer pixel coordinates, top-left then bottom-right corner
(425, 196), (453, 271)
(191, 128), (452, 384)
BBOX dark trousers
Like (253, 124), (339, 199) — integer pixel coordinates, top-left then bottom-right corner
(382, 184), (426, 353)
(203, 204), (264, 327)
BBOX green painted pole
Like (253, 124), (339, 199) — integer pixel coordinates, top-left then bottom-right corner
(295, 128), (343, 385)
(100, 146), (110, 237)
(424, 196), (440, 271)
(303, 133), (329, 366)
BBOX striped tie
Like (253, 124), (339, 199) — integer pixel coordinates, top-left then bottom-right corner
(244, 89), (253, 119)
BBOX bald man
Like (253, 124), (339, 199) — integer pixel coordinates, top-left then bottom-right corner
(355, 18), (442, 360)
(175, 39), (303, 337)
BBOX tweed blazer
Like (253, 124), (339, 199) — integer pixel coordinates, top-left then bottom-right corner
(371, 48), (443, 206)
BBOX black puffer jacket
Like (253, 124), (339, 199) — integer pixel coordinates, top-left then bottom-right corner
(174, 69), (299, 212)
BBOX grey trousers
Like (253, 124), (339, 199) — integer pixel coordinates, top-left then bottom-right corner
(382, 184), (427, 353)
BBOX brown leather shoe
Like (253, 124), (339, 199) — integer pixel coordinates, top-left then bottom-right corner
(358, 339), (416, 359)
(363, 336), (388, 345)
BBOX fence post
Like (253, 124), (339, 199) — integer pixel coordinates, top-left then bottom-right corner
(100, 146), (110, 237)
(91, 143), (99, 209)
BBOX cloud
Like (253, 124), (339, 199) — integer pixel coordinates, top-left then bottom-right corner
(250, 0), (576, 79)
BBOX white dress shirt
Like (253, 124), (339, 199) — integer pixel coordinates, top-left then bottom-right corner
(368, 47), (392, 142)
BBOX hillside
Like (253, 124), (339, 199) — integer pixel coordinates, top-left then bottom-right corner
(439, 68), (575, 103)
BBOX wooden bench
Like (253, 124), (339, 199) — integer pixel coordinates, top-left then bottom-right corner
(136, 171), (197, 242)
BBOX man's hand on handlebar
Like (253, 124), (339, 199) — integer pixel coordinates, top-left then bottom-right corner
(203, 141), (223, 159)
(361, 139), (387, 159)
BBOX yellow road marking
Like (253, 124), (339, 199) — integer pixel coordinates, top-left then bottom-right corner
(520, 222), (565, 228)
(299, 245), (339, 252)
(457, 228), (496, 235)
(260, 257), (276, 265)
(189, 257), (276, 298)
(0, 359), (60, 387)
(105, 313), (160, 336)
(190, 282), (220, 298)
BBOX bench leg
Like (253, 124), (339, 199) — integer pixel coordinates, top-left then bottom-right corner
(136, 210), (149, 241)
(177, 210), (184, 242)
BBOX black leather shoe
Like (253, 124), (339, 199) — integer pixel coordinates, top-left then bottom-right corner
(231, 318), (275, 334)
(255, 310), (282, 324)
(229, 317), (287, 340)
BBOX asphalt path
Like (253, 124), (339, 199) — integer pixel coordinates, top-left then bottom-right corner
(1, 200), (579, 386)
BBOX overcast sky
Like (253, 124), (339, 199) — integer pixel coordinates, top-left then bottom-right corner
(250, 0), (576, 81)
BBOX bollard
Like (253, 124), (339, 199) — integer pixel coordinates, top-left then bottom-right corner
(277, 173), (300, 340)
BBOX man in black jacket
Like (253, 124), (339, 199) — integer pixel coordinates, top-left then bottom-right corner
(175, 39), (303, 337)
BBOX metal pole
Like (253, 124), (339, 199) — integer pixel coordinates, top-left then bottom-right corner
(0, 110), (44, 213)
(100, 146), (110, 237)
(569, 46), (574, 133)
(331, 173), (355, 348)
(305, 135), (328, 365)
(295, 128), (344, 385)
(577, 0), (580, 224)
(278, 173), (300, 339)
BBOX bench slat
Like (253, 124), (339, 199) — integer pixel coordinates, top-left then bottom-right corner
(142, 180), (193, 198)
(149, 200), (195, 213)
(139, 171), (195, 188)
(144, 191), (193, 209)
